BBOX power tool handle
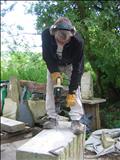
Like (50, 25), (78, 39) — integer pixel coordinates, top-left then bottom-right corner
(56, 77), (61, 85)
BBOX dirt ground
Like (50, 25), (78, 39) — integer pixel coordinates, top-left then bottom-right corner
(1, 139), (29, 160)
(1, 131), (32, 160)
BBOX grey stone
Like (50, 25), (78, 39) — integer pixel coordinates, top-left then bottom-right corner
(16, 121), (85, 160)
(81, 72), (94, 99)
(1, 116), (25, 133)
(28, 100), (46, 123)
(7, 76), (20, 105)
(3, 98), (17, 120)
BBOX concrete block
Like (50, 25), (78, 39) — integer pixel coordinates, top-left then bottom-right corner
(7, 76), (20, 105)
(1, 116), (25, 133)
(28, 100), (46, 123)
(81, 72), (94, 99)
(16, 121), (85, 160)
(3, 98), (17, 120)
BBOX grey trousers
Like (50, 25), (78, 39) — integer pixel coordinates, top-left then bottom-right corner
(45, 65), (84, 120)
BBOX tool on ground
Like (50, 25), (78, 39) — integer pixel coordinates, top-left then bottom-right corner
(49, 146), (64, 156)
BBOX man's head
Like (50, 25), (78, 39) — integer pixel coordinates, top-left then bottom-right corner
(50, 17), (76, 45)
(54, 30), (72, 45)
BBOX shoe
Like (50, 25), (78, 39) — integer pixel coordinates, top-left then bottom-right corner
(43, 118), (58, 129)
(71, 120), (85, 135)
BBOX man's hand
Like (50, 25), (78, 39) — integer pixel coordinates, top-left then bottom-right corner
(66, 93), (76, 107)
(51, 72), (62, 84)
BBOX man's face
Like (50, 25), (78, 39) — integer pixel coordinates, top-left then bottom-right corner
(55, 30), (72, 45)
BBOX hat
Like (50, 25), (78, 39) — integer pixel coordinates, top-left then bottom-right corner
(50, 17), (76, 35)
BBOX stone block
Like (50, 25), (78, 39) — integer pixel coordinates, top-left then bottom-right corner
(16, 121), (86, 160)
(1, 116), (25, 133)
(28, 100), (46, 123)
(3, 98), (17, 120)
(81, 72), (94, 99)
(7, 76), (20, 105)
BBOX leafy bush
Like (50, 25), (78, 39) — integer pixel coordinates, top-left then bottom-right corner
(1, 51), (47, 83)
(101, 101), (120, 128)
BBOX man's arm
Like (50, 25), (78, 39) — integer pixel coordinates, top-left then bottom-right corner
(42, 29), (59, 73)
(69, 39), (84, 93)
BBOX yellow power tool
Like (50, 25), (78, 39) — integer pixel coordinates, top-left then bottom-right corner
(53, 77), (63, 98)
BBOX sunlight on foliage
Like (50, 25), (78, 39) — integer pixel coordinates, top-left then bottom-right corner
(1, 52), (47, 83)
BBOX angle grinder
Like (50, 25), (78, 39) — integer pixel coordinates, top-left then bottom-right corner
(53, 77), (63, 98)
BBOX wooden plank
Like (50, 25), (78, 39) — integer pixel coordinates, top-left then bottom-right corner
(84, 104), (101, 130)
(82, 98), (106, 105)
(19, 80), (46, 93)
(83, 98), (106, 130)
(95, 104), (101, 129)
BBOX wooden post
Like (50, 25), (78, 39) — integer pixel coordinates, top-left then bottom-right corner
(82, 98), (106, 130)
(95, 104), (101, 129)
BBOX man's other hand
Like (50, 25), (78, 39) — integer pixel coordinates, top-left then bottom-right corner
(51, 72), (62, 84)
(66, 93), (76, 107)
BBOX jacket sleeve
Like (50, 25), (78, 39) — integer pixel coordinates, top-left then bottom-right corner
(69, 38), (84, 93)
(41, 29), (59, 73)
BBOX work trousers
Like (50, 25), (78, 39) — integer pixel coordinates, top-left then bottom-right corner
(45, 65), (84, 121)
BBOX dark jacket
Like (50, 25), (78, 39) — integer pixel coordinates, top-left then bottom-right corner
(42, 28), (84, 93)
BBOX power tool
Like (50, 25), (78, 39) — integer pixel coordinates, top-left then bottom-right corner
(53, 77), (64, 114)
(53, 77), (70, 117)
(53, 77), (63, 98)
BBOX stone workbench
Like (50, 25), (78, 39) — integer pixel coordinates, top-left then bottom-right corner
(16, 121), (86, 160)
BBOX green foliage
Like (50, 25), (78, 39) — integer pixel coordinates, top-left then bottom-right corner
(85, 9), (120, 90)
(33, 1), (80, 33)
(1, 52), (47, 83)
(101, 101), (120, 128)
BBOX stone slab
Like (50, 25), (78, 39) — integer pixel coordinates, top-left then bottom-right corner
(1, 116), (25, 133)
(7, 76), (20, 105)
(28, 100), (46, 122)
(82, 98), (106, 105)
(3, 98), (17, 120)
(81, 72), (94, 99)
(16, 121), (85, 160)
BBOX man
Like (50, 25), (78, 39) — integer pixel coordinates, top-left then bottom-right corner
(41, 17), (85, 135)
